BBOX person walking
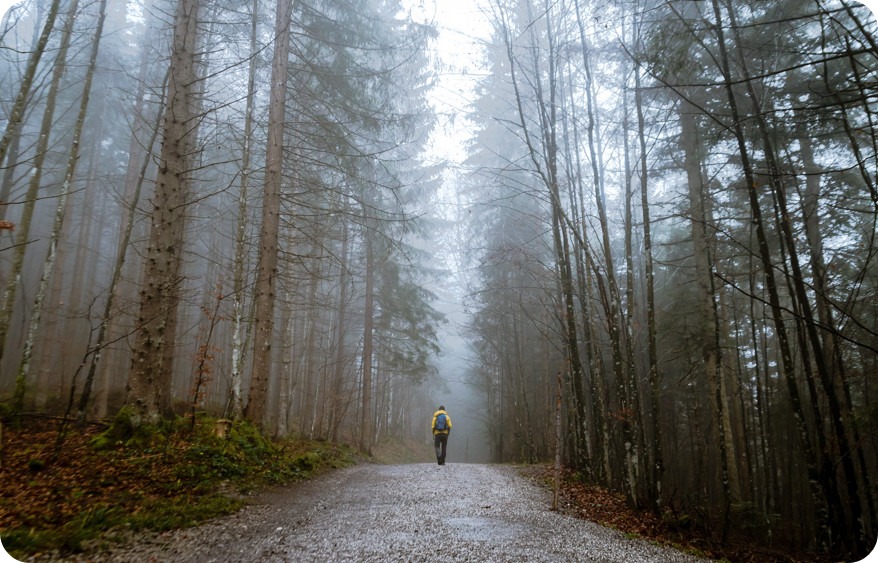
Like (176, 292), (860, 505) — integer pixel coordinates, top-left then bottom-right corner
(431, 405), (452, 465)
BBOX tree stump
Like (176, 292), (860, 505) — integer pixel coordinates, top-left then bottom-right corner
(214, 419), (232, 438)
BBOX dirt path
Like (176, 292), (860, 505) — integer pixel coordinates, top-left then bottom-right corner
(59, 463), (706, 562)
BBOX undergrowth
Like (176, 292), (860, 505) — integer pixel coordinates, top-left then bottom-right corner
(0, 414), (355, 560)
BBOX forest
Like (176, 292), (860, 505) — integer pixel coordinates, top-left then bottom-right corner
(0, 0), (876, 559)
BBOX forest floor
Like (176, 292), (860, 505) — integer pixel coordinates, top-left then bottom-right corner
(523, 466), (828, 563)
(16, 462), (706, 562)
(0, 417), (832, 562)
(0, 414), (357, 561)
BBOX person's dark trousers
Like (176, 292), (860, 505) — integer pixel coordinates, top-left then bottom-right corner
(434, 433), (449, 465)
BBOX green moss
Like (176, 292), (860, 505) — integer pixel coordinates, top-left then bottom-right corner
(128, 494), (244, 531)
(3, 415), (356, 559)
(3, 505), (124, 558)
(90, 406), (152, 450)
(293, 451), (321, 472)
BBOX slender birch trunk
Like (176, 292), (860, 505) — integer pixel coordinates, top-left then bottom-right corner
(229, 0), (259, 421)
(563, 55), (610, 483)
(621, 73), (647, 505)
(6, 0), (81, 407)
(18, 0), (108, 415)
(0, 0), (62, 173)
(0, 1), (46, 226)
(573, 0), (635, 502)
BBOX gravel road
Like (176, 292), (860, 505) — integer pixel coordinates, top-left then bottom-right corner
(57, 463), (707, 562)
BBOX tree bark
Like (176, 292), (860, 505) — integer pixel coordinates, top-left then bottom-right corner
(81, 69), (167, 422)
(359, 230), (375, 455)
(708, 0), (830, 548)
(723, 3), (865, 550)
(798, 122), (877, 535)
(678, 98), (738, 535)
(0, 0), (62, 175)
(633, 52), (663, 514)
(246, 0), (294, 427)
(229, 0), (259, 421)
(127, 0), (202, 424)
(23, 0), (108, 417)
(2, 0), (78, 384)
(328, 221), (351, 442)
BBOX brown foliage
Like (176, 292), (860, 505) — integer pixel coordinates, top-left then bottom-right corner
(0, 417), (187, 535)
(522, 465), (826, 563)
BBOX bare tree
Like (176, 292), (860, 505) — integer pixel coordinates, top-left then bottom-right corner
(359, 224), (375, 454)
(17, 0), (108, 415)
(246, 0), (294, 427)
(77, 73), (166, 422)
(127, 0), (203, 423)
(632, 27), (663, 513)
(0, 0), (61, 173)
(228, 0), (260, 422)
(4, 0), (82, 401)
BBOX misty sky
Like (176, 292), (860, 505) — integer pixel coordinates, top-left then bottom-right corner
(413, 0), (493, 462)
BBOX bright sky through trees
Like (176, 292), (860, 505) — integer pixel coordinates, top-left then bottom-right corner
(0, 0), (13, 19)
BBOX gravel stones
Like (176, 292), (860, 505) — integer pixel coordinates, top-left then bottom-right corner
(56, 463), (706, 562)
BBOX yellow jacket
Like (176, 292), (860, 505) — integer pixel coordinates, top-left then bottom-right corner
(431, 410), (452, 435)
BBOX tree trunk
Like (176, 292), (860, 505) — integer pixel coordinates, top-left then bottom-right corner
(127, 0), (202, 424)
(22, 0), (108, 417)
(634, 53), (663, 513)
(587, 49), (634, 508)
(359, 230), (375, 455)
(0, 0), (62, 174)
(328, 222), (351, 442)
(563, 63), (609, 484)
(229, 0), (259, 421)
(80, 69), (167, 422)
(246, 0), (294, 427)
(2, 0), (79, 384)
(798, 123), (877, 535)
(621, 74), (647, 504)
(723, 3), (865, 551)
(678, 98), (738, 535)
(708, 0), (831, 548)
(499, 0), (589, 474)
(301, 249), (322, 439)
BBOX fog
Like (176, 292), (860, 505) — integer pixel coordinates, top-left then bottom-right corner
(428, 282), (492, 464)
(1, 0), (877, 555)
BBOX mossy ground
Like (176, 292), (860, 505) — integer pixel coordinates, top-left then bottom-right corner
(0, 414), (355, 560)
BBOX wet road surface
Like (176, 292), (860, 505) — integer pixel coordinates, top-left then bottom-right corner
(60, 463), (706, 561)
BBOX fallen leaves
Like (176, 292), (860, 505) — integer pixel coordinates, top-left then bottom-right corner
(0, 417), (175, 535)
(522, 465), (824, 563)
(0, 414), (356, 559)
